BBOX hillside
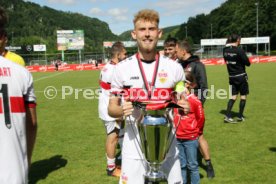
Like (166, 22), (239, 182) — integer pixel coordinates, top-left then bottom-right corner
(119, 25), (180, 41)
(176, 0), (276, 50)
(121, 0), (276, 51)
(0, 0), (118, 53)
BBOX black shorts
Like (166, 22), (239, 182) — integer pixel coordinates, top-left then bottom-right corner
(229, 74), (249, 96)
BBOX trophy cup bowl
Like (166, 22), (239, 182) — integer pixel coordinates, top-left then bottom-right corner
(137, 108), (173, 182)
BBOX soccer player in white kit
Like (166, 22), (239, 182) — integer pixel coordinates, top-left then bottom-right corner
(98, 42), (127, 177)
(108, 9), (189, 184)
(0, 7), (37, 184)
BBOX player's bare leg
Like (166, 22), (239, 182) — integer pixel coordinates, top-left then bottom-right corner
(106, 129), (120, 177)
(199, 135), (215, 179)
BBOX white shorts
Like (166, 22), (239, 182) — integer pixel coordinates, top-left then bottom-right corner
(119, 156), (183, 184)
(102, 120), (120, 135)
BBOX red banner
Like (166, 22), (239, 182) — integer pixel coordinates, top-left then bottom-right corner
(26, 56), (276, 72)
(26, 64), (105, 72)
(201, 56), (276, 65)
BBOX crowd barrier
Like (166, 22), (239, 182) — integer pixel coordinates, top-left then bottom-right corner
(26, 56), (276, 72)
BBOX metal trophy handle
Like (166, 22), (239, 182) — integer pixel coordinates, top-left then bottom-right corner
(133, 101), (180, 183)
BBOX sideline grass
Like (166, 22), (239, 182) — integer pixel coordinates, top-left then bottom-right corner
(30, 63), (276, 184)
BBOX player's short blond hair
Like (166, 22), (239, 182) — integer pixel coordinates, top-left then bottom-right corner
(133, 9), (159, 26)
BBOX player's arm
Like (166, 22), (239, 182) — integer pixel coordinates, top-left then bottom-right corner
(195, 63), (208, 104)
(26, 105), (37, 167)
(108, 95), (123, 118)
(24, 71), (37, 167)
(108, 95), (133, 118)
(194, 100), (205, 133)
(239, 49), (251, 66)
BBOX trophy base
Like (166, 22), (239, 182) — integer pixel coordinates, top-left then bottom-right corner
(144, 171), (167, 183)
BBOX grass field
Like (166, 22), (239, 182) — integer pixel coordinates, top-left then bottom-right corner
(29, 63), (276, 184)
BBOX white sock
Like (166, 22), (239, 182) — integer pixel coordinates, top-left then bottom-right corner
(107, 155), (116, 171)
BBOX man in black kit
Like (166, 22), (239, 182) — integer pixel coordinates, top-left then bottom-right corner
(223, 34), (251, 123)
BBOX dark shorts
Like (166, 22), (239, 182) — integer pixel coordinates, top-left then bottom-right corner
(229, 74), (249, 96)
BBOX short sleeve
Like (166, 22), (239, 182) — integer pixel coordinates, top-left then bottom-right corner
(110, 65), (124, 96)
(24, 71), (36, 104)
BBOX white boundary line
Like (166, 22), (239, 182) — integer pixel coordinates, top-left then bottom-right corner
(34, 72), (68, 82)
(35, 86), (99, 93)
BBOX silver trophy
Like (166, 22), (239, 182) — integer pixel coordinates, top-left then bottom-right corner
(134, 102), (177, 183)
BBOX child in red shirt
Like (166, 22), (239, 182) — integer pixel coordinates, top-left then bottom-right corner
(174, 71), (205, 184)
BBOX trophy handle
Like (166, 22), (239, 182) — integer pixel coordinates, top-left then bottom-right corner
(166, 108), (174, 123)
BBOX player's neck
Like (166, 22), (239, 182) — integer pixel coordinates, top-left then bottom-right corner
(171, 55), (177, 61)
(138, 50), (157, 61)
(111, 58), (119, 64)
(183, 53), (191, 61)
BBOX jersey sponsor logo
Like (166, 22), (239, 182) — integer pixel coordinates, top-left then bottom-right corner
(226, 61), (237, 65)
(224, 52), (237, 57)
(0, 67), (11, 77)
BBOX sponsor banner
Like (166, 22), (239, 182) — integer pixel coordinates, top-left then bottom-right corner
(201, 56), (276, 65)
(240, 37), (270, 44)
(103, 41), (113, 48)
(57, 30), (84, 50)
(26, 64), (104, 72)
(201, 36), (270, 46)
(26, 56), (276, 72)
(5, 46), (22, 51)
(33, 44), (47, 52)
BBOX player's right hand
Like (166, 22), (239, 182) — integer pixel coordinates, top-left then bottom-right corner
(122, 101), (134, 116)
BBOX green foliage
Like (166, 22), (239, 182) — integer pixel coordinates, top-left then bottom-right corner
(175, 0), (276, 50)
(118, 30), (132, 41)
(1, 0), (118, 53)
(161, 25), (180, 40)
(119, 25), (180, 41)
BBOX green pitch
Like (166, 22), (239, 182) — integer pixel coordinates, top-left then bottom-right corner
(30, 63), (276, 184)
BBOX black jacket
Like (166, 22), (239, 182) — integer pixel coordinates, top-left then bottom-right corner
(178, 55), (208, 105)
(223, 45), (250, 76)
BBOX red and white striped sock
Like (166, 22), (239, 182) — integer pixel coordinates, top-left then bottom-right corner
(107, 156), (116, 171)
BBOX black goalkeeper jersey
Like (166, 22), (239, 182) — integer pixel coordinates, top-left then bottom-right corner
(223, 45), (251, 76)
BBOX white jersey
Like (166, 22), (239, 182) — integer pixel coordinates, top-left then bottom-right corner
(0, 56), (36, 184)
(98, 62), (116, 121)
(111, 54), (185, 159)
